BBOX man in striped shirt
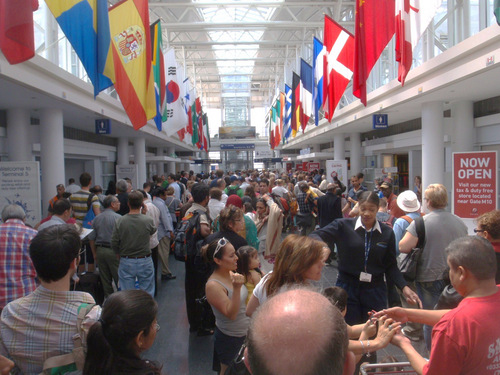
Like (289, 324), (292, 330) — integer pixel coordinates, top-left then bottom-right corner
(69, 172), (100, 225)
(0, 225), (95, 374)
(0, 204), (38, 312)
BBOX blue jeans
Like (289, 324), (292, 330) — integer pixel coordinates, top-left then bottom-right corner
(118, 256), (155, 297)
(415, 279), (446, 351)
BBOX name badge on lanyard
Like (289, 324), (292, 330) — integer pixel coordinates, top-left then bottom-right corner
(360, 227), (374, 283)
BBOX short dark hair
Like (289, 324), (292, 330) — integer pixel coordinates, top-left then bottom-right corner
(210, 188), (222, 200)
(356, 172), (364, 179)
(260, 178), (269, 187)
(52, 198), (71, 215)
(128, 191), (144, 209)
(446, 236), (497, 280)
(324, 286), (348, 313)
(69, 178), (75, 184)
(143, 182), (151, 190)
(79, 172), (92, 187)
(151, 187), (165, 197)
(30, 225), (81, 282)
(191, 183), (209, 204)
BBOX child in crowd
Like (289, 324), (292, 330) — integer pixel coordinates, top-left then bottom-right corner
(236, 246), (264, 305)
(243, 202), (256, 221)
(323, 286), (399, 362)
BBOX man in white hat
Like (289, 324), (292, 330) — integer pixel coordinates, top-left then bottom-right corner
(392, 190), (422, 341)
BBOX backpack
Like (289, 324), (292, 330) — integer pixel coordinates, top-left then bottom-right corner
(40, 303), (101, 375)
(82, 194), (96, 229)
(227, 186), (240, 197)
(173, 209), (204, 262)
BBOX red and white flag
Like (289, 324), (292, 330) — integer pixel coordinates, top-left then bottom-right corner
(323, 15), (354, 122)
(396, 0), (442, 85)
(353, 0), (395, 106)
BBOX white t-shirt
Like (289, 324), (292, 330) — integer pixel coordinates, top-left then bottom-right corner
(253, 272), (272, 305)
(272, 186), (289, 197)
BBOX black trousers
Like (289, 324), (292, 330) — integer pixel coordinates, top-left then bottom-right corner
(185, 255), (212, 331)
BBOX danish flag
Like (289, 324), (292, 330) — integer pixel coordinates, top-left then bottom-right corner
(323, 15), (354, 122)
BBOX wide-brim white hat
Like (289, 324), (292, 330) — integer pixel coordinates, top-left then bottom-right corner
(397, 190), (421, 213)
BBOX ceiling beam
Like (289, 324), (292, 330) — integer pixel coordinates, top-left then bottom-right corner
(169, 39), (310, 46)
(150, 2), (354, 8)
(164, 21), (326, 31)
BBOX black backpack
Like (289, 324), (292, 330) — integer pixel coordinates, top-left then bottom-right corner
(173, 209), (204, 262)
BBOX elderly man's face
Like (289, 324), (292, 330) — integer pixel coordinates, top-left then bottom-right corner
(56, 185), (65, 196)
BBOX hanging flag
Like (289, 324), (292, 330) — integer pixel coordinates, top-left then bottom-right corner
(291, 72), (301, 138)
(284, 84), (292, 143)
(0, 0), (38, 65)
(496, 0), (500, 25)
(202, 113), (210, 152)
(163, 48), (188, 136)
(195, 98), (203, 150)
(177, 76), (193, 144)
(313, 37), (325, 126)
(395, 0), (442, 85)
(191, 101), (198, 146)
(268, 108), (275, 149)
(108, 0), (156, 130)
(279, 91), (285, 146)
(353, 0), (395, 106)
(274, 98), (281, 148)
(45, 0), (114, 96)
(150, 20), (165, 131)
(323, 15), (354, 121)
(300, 59), (313, 133)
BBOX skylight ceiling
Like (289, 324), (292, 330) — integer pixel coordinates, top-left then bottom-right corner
(149, 0), (355, 110)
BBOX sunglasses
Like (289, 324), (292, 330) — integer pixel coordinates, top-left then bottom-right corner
(214, 237), (228, 257)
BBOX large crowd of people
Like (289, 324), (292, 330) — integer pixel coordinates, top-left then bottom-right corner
(0, 167), (499, 375)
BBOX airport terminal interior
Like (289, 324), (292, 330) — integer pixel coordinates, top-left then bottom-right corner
(1, 0), (500, 374)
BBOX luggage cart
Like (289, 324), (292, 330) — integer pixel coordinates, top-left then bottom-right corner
(360, 361), (417, 375)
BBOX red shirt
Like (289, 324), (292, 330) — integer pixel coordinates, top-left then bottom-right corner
(423, 287), (500, 375)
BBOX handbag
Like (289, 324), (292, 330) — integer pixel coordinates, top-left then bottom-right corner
(226, 342), (251, 375)
(399, 216), (425, 282)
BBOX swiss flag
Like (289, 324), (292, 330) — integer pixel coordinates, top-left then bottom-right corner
(0, 0), (39, 64)
(353, 0), (395, 106)
(323, 15), (354, 122)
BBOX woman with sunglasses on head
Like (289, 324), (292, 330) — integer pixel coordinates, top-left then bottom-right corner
(203, 238), (249, 375)
(245, 234), (329, 317)
(205, 205), (248, 252)
(83, 290), (161, 375)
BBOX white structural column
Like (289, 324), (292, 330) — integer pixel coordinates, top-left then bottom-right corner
(451, 101), (475, 153)
(166, 147), (175, 175)
(117, 137), (129, 165)
(334, 133), (345, 161)
(134, 138), (147, 185)
(39, 109), (65, 216)
(156, 162), (164, 176)
(350, 132), (362, 175)
(7, 109), (32, 161)
(421, 102), (444, 189)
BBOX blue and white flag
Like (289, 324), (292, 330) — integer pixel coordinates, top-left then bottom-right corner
(313, 37), (325, 126)
(284, 84), (292, 142)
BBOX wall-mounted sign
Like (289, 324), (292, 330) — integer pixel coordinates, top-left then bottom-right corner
(254, 158), (283, 163)
(219, 126), (256, 139)
(220, 143), (255, 150)
(95, 119), (111, 134)
(372, 114), (388, 129)
(453, 151), (497, 219)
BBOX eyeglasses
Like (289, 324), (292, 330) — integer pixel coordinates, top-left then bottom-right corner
(474, 229), (486, 233)
(214, 237), (228, 257)
(155, 323), (160, 332)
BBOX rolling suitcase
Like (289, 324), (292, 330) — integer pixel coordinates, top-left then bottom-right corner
(74, 244), (105, 305)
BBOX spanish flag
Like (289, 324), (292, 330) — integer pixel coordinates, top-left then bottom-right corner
(109, 0), (156, 130)
(45, 0), (114, 97)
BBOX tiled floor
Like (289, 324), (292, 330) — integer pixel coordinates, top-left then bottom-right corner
(146, 247), (428, 374)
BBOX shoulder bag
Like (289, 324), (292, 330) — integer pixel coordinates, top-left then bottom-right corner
(399, 216), (425, 282)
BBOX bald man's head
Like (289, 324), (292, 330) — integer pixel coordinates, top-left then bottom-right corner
(247, 288), (349, 375)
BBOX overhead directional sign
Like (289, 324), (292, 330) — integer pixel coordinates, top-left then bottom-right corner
(220, 144), (255, 150)
(373, 114), (388, 129)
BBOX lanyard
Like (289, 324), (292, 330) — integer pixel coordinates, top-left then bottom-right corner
(364, 227), (374, 273)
